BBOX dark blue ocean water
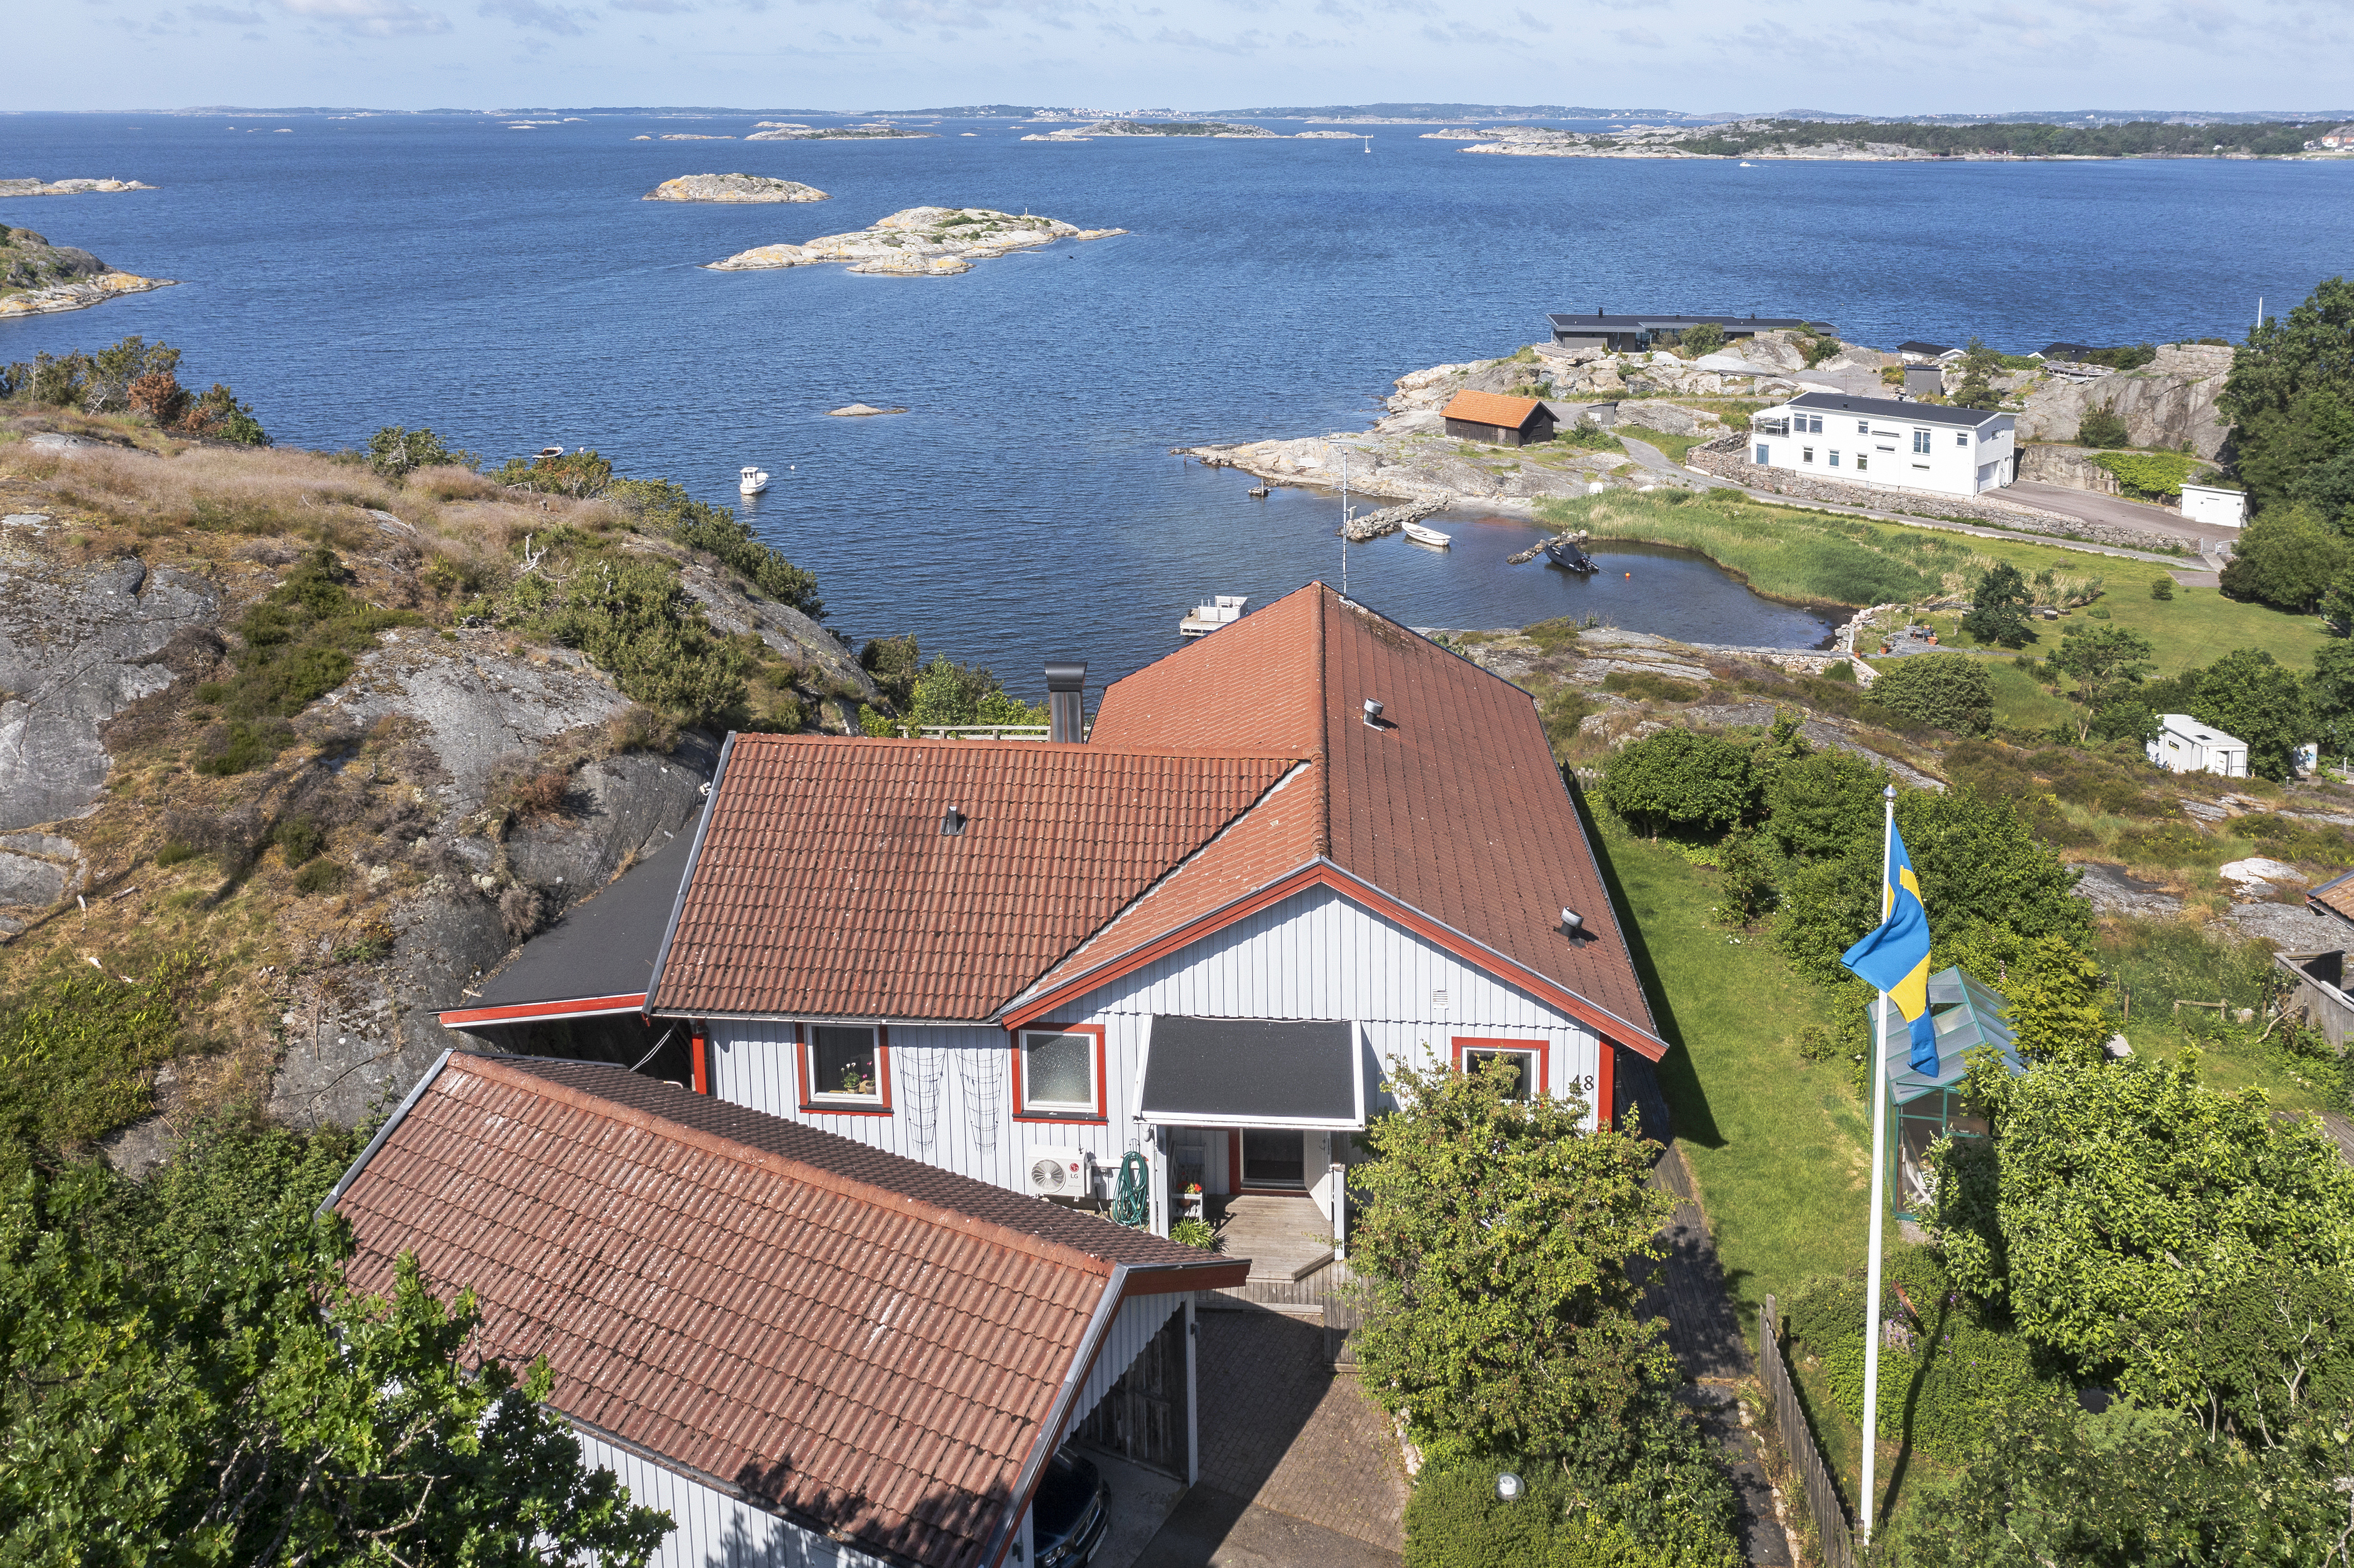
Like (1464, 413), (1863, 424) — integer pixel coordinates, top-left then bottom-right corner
(5, 111), (2351, 692)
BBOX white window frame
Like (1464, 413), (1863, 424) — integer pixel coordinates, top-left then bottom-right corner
(804, 1023), (886, 1107)
(1858, 420), (1871, 434)
(1955, 431), (1969, 447)
(1802, 446), (1815, 463)
(1912, 430), (1932, 454)
(1755, 444), (1770, 464)
(1018, 1027), (1102, 1117)
(1856, 453), (1868, 471)
(1828, 450), (1841, 467)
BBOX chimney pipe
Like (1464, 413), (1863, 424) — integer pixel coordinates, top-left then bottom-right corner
(1046, 660), (1087, 744)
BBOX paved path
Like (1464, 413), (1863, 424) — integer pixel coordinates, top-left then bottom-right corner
(1132, 1308), (1406, 1567)
(2004, 480), (2217, 549)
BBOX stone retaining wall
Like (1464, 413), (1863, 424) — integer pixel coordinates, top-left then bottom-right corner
(1687, 438), (2190, 554)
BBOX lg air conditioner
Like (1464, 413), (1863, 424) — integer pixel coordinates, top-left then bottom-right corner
(1027, 1146), (1092, 1199)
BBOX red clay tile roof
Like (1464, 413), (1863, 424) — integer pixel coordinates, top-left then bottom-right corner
(1030, 585), (1663, 1053)
(333, 1054), (1241, 1568)
(648, 739), (1298, 1020)
(1440, 389), (1549, 430)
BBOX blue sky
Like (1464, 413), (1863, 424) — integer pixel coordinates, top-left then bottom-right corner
(15, 0), (2354, 115)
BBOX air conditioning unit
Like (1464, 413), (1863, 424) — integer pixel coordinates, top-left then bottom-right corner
(1027, 1146), (1092, 1199)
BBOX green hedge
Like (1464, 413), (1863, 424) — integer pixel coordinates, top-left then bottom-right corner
(2092, 451), (2199, 501)
(1402, 1461), (1740, 1568)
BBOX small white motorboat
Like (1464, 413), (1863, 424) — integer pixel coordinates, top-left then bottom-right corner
(739, 465), (770, 495)
(1740, 160), (1754, 167)
(1178, 594), (1248, 638)
(1402, 521), (1452, 548)
(536, 445), (565, 459)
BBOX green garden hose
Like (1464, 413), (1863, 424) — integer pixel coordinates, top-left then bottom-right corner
(1111, 1150), (1151, 1229)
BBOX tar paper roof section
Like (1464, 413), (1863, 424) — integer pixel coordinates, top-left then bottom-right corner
(1440, 390), (1550, 430)
(1894, 340), (1955, 358)
(1014, 583), (1665, 1057)
(438, 840), (687, 1027)
(1784, 391), (2006, 429)
(329, 1053), (1243, 1568)
(2310, 867), (2354, 929)
(646, 738), (1301, 1021)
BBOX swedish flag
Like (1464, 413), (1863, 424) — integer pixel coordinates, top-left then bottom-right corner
(1840, 824), (1939, 1074)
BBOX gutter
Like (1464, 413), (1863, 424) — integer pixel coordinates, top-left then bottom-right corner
(316, 1047), (455, 1220)
(982, 1263), (1129, 1568)
(640, 730), (736, 1022)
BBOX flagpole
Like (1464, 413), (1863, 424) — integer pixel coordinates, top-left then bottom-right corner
(1860, 782), (1896, 1545)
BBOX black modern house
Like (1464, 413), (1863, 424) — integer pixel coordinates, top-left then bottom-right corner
(1546, 312), (1823, 354)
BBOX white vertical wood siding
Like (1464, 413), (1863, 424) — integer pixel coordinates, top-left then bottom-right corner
(574, 1429), (872, 1568)
(705, 884), (1607, 1196)
(1060, 1291), (1185, 1444)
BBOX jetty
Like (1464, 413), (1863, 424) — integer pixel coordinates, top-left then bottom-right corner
(1341, 499), (1443, 541)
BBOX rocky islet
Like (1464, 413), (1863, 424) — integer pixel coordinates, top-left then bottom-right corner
(706, 205), (1126, 277)
(644, 173), (828, 203)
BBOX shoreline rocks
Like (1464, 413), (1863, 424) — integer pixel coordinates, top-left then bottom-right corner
(0, 178), (156, 197)
(1, 226), (175, 317)
(826, 404), (907, 417)
(645, 173), (828, 203)
(707, 206), (1125, 277)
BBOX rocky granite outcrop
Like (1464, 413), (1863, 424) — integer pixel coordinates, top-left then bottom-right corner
(747, 122), (932, 140)
(0, 226), (174, 317)
(707, 206), (1125, 277)
(644, 173), (828, 203)
(0, 178), (156, 197)
(2014, 343), (2236, 458)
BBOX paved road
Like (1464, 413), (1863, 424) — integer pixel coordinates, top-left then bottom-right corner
(2004, 480), (2216, 548)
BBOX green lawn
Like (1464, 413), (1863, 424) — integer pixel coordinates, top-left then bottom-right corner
(1915, 584), (2328, 678)
(1592, 813), (1871, 1337)
(1624, 429), (1713, 465)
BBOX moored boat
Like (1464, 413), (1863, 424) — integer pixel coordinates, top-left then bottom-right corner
(1401, 521), (1451, 548)
(740, 465), (770, 495)
(1544, 536), (1598, 573)
(1178, 594), (1248, 638)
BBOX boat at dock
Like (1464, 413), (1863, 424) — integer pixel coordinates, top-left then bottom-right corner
(740, 465), (770, 495)
(1401, 521), (1451, 548)
(1544, 536), (1599, 573)
(1178, 594), (1248, 638)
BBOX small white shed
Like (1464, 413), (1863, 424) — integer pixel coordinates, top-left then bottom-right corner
(2148, 713), (2249, 778)
(2180, 483), (2247, 529)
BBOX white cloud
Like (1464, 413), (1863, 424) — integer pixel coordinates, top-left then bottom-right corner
(275, 0), (452, 33)
(479, 0), (594, 29)
(1610, 24), (1664, 46)
(188, 1), (266, 19)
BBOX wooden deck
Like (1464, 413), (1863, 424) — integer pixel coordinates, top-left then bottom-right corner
(1208, 1194), (1332, 1283)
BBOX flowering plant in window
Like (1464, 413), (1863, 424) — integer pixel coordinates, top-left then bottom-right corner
(839, 1064), (874, 1096)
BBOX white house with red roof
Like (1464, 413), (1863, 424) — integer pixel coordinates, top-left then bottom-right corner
(440, 583), (1666, 1287)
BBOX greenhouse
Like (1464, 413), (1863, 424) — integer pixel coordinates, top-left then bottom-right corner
(1879, 966), (2024, 1219)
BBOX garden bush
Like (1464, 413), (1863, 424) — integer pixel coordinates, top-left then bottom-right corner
(1869, 653), (1995, 736)
(2150, 576), (2175, 601)
(2093, 451), (2197, 500)
(1403, 1460), (1739, 1568)
(2077, 403), (2131, 448)
(1600, 730), (1754, 838)
(1602, 671), (1703, 704)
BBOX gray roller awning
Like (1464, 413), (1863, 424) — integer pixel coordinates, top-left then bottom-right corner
(1137, 1016), (1364, 1130)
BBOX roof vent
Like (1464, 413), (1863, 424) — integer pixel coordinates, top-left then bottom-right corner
(1363, 699), (1385, 728)
(940, 806), (967, 837)
(1046, 660), (1087, 745)
(1561, 908), (1585, 936)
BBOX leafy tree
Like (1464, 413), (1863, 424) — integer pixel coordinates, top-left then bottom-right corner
(1776, 786), (2088, 984)
(2191, 647), (2312, 781)
(366, 425), (480, 482)
(2077, 402), (2129, 448)
(184, 383), (268, 446)
(2289, 447), (2354, 531)
(1711, 830), (1778, 926)
(1402, 1452), (1740, 1568)
(2310, 641), (2354, 762)
(1962, 562), (2034, 648)
(1675, 320), (1725, 358)
(1351, 1059), (1677, 1471)
(858, 634), (923, 710)
(80, 335), (180, 415)
(495, 449), (613, 498)
(2220, 276), (2354, 514)
(1933, 1052), (2354, 1413)
(1998, 936), (2112, 1064)
(1761, 750), (1885, 862)
(2149, 575), (2175, 601)
(1597, 729), (1753, 839)
(2217, 504), (2349, 611)
(0, 1166), (671, 1565)
(1869, 652), (1994, 736)
(909, 654), (1045, 729)
(2046, 623), (2155, 743)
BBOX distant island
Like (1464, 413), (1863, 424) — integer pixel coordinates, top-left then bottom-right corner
(0, 177), (156, 197)
(1435, 118), (2350, 160)
(0, 227), (174, 318)
(645, 174), (827, 203)
(747, 122), (933, 141)
(706, 205), (1123, 277)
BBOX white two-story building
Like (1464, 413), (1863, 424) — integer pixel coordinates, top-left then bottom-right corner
(1750, 391), (2016, 499)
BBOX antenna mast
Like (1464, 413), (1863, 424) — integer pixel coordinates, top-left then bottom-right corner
(1340, 449), (1350, 598)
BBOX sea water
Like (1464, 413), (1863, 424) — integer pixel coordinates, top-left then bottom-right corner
(4, 111), (2349, 688)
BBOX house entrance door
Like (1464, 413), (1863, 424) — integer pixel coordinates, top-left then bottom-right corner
(1241, 1130), (1305, 1188)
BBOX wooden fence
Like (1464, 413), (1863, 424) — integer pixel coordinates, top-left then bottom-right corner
(1760, 1294), (1857, 1568)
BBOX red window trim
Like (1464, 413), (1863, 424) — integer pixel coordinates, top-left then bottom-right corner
(798, 1021), (894, 1117)
(1010, 1022), (1108, 1124)
(1451, 1035), (1554, 1103)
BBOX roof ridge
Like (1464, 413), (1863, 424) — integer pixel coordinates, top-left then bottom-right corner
(1315, 583), (1332, 860)
(724, 733), (1311, 761)
(457, 1054), (1125, 1279)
